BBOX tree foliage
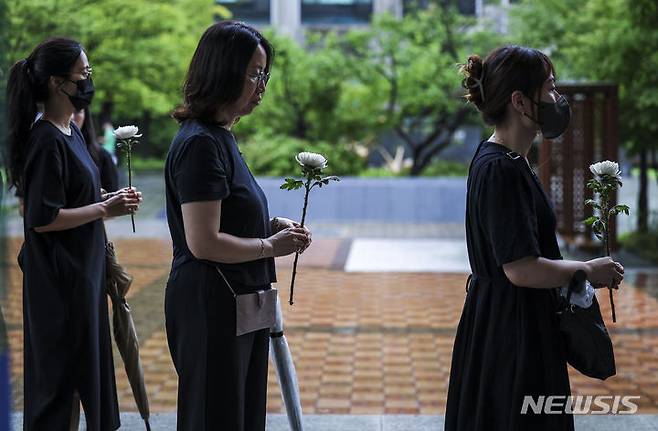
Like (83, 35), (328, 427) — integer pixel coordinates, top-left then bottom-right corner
(236, 3), (500, 176)
(6, 0), (224, 119)
(234, 32), (382, 146)
(511, 0), (658, 231)
(340, 3), (500, 175)
(511, 0), (658, 153)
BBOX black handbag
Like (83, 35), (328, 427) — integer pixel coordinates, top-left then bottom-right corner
(556, 269), (616, 380)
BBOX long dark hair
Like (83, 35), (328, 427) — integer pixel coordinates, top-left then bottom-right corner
(6, 37), (82, 191)
(79, 107), (101, 164)
(172, 21), (274, 124)
(460, 45), (554, 126)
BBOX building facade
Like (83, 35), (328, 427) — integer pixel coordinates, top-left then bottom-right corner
(217, 0), (514, 40)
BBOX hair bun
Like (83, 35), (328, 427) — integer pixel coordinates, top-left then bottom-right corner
(460, 55), (485, 107)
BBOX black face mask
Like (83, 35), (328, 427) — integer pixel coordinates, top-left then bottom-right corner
(62, 77), (95, 111)
(524, 94), (572, 139)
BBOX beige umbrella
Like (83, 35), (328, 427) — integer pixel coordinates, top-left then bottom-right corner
(105, 241), (151, 431)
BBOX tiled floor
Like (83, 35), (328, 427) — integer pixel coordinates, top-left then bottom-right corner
(4, 237), (658, 415)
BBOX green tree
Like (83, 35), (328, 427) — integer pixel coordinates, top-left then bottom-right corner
(232, 32), (379, 175)
(511, 0), (658, 232)
(236, 3), (500, 177)
(234, 32), (382, 146)
(1, 0), (9, 177)
(341, 3), (500, 175)
(0, 0), (8, 139)
(239, 133), (366, 177)
(7, 0), (225, 152)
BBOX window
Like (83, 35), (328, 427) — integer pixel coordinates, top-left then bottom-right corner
(217, 0), (270, 25)
(403, 0), (477, 16)
(302, 0), (373, 25)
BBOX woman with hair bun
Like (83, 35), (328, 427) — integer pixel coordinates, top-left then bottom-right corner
(445, 46), (625, 430)
(6, 37), (142, 430)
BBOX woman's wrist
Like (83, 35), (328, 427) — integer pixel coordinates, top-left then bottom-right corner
(582, 261), (594, 280)
(96, 201), (109, 218)
(256, 238), (265, 259)
(262, 238), (275, 258)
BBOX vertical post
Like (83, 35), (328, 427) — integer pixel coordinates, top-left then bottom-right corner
(563, 125), (575, 241)
(499, 0), (510, 33)
(604, 85), (620, 249)
(475, 0), (484, 18)
(373, 0), (403, 18)
(271, 0), (303, 43)
(583, 91), (595, 239)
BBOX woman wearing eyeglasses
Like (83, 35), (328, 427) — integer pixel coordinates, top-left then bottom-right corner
(6, 38), (142, 430)
(165, 21), (311, 430)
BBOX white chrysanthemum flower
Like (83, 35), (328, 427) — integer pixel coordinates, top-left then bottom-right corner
(296, 152), (327, 170)
(590, 161), (621, 180)
(113, 125), (142, 140)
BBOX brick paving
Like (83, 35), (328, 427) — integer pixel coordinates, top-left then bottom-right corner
(3, 237), (658, 416)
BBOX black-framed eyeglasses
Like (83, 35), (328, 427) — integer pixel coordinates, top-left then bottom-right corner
(73, 66), (93, 79)
(247, 70), (270, 85)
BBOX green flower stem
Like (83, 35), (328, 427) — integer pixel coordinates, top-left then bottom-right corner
(127, 144), (135, 233)
(585, 172), (628, 323)
(119, 139), (136, 233)
(602, 199), (616, 323)
(289, 176), (312, 305)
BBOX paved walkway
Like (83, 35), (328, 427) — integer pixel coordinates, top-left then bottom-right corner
(9, 413), (658, 431)
(4, 234), (658, 425)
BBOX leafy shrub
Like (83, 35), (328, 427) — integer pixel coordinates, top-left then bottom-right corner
(239, 133), (366, 177)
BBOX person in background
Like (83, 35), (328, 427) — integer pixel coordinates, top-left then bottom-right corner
(72, 107), (119, 192)
(102, 120), (117, 164)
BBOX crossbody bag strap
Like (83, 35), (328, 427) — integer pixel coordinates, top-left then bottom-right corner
(465, 274), (473, 293)
(215, 267), (237, 298)
(468, 140), (488, 176)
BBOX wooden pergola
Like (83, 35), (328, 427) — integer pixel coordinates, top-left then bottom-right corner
(537, 83), (619, 250)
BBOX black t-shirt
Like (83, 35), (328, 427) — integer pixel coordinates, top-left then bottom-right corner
(165, 119), (276, 287)
(16, 141), (119, 196)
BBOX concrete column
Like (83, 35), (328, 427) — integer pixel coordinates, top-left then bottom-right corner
(271, 0), (303, 42)
(373, 0), (403, 18)
(475, 0), (483, 18)
(500, 0), (509, 33)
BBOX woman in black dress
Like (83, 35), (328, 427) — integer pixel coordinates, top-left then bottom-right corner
(165, 22), (311, 431)
(445, 46), (625, 430)
(6, 38), (142, 430)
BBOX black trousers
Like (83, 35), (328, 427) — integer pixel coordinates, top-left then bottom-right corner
(165, 262), (269, 431)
